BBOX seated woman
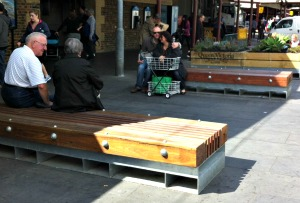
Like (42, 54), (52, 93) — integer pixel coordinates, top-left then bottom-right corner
(51, 38), (104, 112)
(152, 31), (187, 94)
(290, 34), (300, 48)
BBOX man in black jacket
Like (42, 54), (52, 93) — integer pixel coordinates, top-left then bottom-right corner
(52, 38), (104, 112)
(196, 14), (205, 43)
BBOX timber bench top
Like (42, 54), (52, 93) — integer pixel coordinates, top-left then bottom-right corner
(0, 104), (227, 168)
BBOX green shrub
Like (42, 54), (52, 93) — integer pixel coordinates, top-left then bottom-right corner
(193, 38), (248, 52)
(251, 34), (290, 53)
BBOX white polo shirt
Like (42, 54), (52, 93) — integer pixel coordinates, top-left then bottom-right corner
(4, 45), (45, 88)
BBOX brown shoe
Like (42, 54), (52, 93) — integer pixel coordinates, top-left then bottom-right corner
(141, 87), (148, 93)
(130, 87), (141, 93)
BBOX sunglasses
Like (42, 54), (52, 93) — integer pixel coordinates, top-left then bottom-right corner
(153, 32), (160, 34)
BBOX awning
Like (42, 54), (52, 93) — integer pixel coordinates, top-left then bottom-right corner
(261, 3), (281, 10)
(232, 0), (300, 3)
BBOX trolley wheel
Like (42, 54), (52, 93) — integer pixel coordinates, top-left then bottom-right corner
(147, 91), (152, 97)
(165, 93), (171, 99)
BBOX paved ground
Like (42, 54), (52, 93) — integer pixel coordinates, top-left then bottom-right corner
(1, 46), (300, 203)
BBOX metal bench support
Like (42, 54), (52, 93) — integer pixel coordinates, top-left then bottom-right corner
(0, 136), (225, 194)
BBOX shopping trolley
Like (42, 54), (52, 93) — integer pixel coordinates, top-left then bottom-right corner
(145, 57), (181, 99)
(46, 30), (60, 60)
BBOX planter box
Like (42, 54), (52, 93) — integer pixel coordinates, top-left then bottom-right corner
(191, 51), (300, 71)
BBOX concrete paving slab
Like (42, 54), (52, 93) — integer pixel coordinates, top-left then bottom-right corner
(255, 195), (300, 203)
(245, 128), (290, 144)
(286, 133), (300, 145)
(226, 153), (276, 172)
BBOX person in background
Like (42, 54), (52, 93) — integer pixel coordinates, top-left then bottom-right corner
(131, 26), (181, 93)
(213, 15), (226, 40)
(16, 9), (51, 81)
(152, 31), (187, 94)
(82, 8), (96, 60)
(172, 16), (183, 44)
(181, 15), (191, 57)
(270, 17), (277, 30)
(1, 32), (53, 108)
(258, 19), (265, 40)
(78, 5), (88, 42)
(0, 2), (10, 86)
(17, 9), (51, 47)
(139, 13), (165, 48)
(196, 14), (205, 43)
(79, 5), (88, 23)
(52, 38), (104, 112)
(131, 26), (162, 93)
(251, 18), (257, 38)
(55, 9), (82, 40)
(290, 34), (300, 48)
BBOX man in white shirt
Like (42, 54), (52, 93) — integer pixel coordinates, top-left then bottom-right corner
(1, 32), (53, 108)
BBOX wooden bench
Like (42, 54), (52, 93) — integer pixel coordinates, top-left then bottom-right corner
(186, 68), (293, 99)
(0, 104), (227, 194)
(191, 51), (300, 78)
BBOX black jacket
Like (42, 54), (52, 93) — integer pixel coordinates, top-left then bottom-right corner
(19, 20), (51, 43)
(152, 43), (187, 79)
(0, 14), (10, 49)
(196, 21), (204, 42)
(52, 54), (104, 112)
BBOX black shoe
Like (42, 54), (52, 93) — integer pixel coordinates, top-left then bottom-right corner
(86, 55), (94, 60)
(35, 102), (51, 108)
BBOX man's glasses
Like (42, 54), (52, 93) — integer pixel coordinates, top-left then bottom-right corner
(34, 41), (47, 47)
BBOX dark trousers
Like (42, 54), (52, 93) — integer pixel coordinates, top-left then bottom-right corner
(182, 35), (191, 50)
(1, 83), (42, 108)
(82, 37), (95, 58)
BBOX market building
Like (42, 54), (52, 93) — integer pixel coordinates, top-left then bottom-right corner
(2, 0), (300, 54)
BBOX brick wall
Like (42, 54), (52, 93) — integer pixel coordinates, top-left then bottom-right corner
(7, 0), (39, 59)
(101, 1), (157, 51)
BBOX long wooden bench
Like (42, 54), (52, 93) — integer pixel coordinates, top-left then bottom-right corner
(0, 104), (227, 194)
(191, 51), (300, 78)
(186, 68), (293, 99)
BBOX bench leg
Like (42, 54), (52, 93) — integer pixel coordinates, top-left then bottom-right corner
(197, 145), (225, 194)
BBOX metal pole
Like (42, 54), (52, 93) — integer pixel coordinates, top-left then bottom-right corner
(284, 2), (287, 18)
(280, 1), (283, 18)
(192, 0), (198, 48)
(157, 0), (161, 15)
(116, 0), (124, 77)
(217, 0), (222, 41)
(235, 0), (240, 33)
(248, 0), (253, 46)
(256, 3), (259, 24)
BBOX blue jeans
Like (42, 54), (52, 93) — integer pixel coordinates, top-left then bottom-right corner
(1, 84), (44, 108)
(135, 60), (152, 88)
(0, 49), (6, 85)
